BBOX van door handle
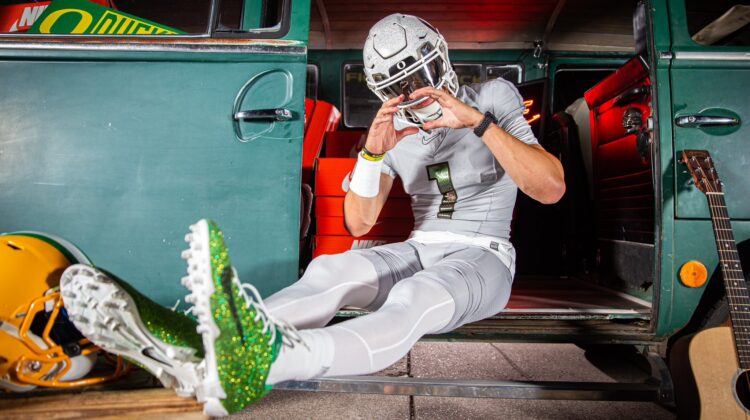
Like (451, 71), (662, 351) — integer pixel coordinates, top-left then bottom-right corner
(675, 115), (739, 128)
(234, 108), (294, 121)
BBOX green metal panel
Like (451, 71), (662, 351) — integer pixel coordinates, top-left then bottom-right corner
(645, 0), (676, 339)
(0, 48), (306, 307)
(243, 0), (264, 30)
(660, 220), (750, 337)
(654, 0), (750, 337)
(671, 60), (750, 220)
(283, 0), (311, 44)
(668, 1), (750, 220)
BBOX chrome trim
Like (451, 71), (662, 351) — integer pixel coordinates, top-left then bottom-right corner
(675, 115), (740, 128)
(0, 39), (304, 55)
(276, 376), (663, 401)
(234, 108), (294, 121)
(673, 51), (750, 61)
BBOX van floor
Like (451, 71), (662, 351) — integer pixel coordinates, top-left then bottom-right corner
(500, 276), (651, 319)
(339, 276), (651, 321)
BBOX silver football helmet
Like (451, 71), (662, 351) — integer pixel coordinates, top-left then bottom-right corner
(363, 14), (458, 127)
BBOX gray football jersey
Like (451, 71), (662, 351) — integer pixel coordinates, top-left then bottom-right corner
(384, 78), (539, 239)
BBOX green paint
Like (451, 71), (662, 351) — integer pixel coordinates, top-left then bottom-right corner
(28, 0), (183, 35)
(0, 56), (305, 306)
(284, 0), (311, 43)
(426, 162), (457, 219)
(242, 0), (264, 30)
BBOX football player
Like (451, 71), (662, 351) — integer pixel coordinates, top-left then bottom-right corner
(62, 14), (564, 416)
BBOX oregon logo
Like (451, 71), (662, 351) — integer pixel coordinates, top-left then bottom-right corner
(36, 8), (179, 35)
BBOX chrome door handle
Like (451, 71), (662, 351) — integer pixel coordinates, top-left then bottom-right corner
(234, 108), (294, 121)
(675, 115), (739, 128)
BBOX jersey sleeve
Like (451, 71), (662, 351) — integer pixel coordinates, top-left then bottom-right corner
(381, 153), (398, 177)
(482, 79), (539, 146)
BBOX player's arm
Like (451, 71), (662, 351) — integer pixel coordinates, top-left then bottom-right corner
(474, 126), (565, 204)
(410, 87), (565, 205)
(344, 95), (418, 237)
(344, 174), (394, 237)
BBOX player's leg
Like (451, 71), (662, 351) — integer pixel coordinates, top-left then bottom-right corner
(265, 244), (512, 382)
(265, 273), (456, 383)
(264, 242), (421, 329)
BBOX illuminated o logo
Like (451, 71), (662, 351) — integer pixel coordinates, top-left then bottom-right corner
(39, 8), (94, 34)
(396, 61), (406, 70)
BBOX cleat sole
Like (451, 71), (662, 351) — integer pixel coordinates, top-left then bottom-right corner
(61, 264), (202, 397)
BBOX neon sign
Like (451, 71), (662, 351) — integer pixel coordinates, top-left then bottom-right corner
(523, 99), (541, 124)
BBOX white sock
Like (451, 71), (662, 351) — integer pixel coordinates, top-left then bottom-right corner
(266, 329), (335, 385)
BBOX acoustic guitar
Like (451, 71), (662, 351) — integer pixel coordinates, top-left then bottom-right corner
(673, 150), (750, 419)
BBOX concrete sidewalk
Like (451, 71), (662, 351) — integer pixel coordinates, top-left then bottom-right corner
(228, 342), (675, 419)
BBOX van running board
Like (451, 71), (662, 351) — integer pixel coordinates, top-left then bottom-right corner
(276, 352), (673, 405)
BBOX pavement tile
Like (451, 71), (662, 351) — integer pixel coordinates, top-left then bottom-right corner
(413, 397), (675, 420)
(228, 390), (409, 419)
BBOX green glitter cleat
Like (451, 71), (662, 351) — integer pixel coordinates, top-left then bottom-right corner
(181, 219), (299, 416)
(60, 264), (204, 396)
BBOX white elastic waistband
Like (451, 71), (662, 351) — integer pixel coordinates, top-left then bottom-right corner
(408, 230), (516, 276)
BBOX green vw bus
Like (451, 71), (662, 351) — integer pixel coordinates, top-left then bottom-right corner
(1, 0), (748, 407)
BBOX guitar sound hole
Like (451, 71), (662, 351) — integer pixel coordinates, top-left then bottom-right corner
(733, 370), (750, 412)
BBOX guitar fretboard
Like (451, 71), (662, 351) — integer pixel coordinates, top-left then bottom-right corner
(707, 192), (750, 369)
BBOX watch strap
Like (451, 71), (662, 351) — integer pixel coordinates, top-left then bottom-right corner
(473, 111), (498, 137)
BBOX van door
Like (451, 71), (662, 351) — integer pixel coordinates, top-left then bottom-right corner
(669, 0), (750, 221)
(660, 0), (750, 334)
(0, 0), (310, 304)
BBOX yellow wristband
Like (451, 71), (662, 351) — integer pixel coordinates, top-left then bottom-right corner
(361, 147), (385, 162)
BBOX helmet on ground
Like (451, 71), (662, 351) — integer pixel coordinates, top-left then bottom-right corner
(0, 232), (128, 392)
(363, 14), (458, 127)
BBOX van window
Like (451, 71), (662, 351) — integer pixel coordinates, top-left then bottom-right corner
(553, 68), (615, 114)
(342, 62), (523, 129)
(0, 0), (287, 36)
(342, 63), (379, 129)
(486, 64), (522, 84)
(307, 63), (320, 100)
(685, 0), (750, 46)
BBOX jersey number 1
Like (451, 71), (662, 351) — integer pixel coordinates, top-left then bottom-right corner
(426, 162), (457, 219)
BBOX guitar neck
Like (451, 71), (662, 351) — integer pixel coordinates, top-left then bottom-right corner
(707, 192), (750, 369)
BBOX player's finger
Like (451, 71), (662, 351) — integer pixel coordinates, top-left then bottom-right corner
(378, 106), (400, 116)
(396, 127), (419, 140)
(422, 117), (447, 131)
(382, 94), (405, 108)
(374, 115), (393, 125)
(410, 86), (446, 100)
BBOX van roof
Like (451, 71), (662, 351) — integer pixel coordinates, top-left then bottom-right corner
(310, 0), (638, 51)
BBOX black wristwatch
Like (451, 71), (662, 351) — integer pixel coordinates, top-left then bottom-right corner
(473, 111), (498, 137)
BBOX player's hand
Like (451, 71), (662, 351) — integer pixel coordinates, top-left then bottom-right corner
(365, 95), (419, 155)
(409, 87), (484, 131)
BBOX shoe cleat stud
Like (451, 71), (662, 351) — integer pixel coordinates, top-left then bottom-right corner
(103, 301), (120, 310)
(86, 283), (100, 291)
(185, 233), (194, 243)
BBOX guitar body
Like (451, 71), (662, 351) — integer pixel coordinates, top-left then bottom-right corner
(676, 150), (750, 419)
(673, 326), (750, 419)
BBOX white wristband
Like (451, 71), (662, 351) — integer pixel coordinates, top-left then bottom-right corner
(349, 154), (383, 198)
